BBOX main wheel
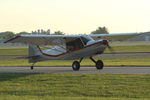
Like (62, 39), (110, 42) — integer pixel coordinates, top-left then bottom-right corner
(96, 60), (104, 70)
(72, 61), (80, 71)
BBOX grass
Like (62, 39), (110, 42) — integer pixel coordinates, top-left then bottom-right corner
(2, 96), (141, 100)
(0, 57), (150, 66)
(0, 73), (150, 99)
(1, 45), (150, 56)
(104, 45), (150, 53)
(0, 48), (27, 56)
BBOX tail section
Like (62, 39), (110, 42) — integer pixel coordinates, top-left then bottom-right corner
(28, 45), (42, 63)
(29, 45), (42, 56)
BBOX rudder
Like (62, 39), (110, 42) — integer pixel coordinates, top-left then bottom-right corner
(28, 45), (42, 63)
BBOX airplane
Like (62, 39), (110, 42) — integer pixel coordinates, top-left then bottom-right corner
(4, 33), (139, 71)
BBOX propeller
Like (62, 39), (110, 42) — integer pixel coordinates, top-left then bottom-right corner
(102, 39), (115, 53)
(107, 43), (115, 53)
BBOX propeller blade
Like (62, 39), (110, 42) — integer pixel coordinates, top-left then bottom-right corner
(107, 44), (115, 53)
(102, 39), (115, 53)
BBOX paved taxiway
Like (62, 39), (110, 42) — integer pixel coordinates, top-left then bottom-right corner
(0, 67), (150, 74)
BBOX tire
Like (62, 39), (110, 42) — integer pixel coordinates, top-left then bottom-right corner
(31, 66), (33, 70)
(96, 60), (104, 70)
(72, 61), (80, 71)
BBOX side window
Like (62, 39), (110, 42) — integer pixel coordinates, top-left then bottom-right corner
(66, 38), (84, 51)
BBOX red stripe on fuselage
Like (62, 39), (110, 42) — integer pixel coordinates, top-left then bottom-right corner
(37, 41), (101, 57)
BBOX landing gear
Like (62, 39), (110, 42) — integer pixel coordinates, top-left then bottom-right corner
(96, 60), (104, 69)
(90, 57), (104, 70)
(72, 61), (80, 71)
(31, 66), (34, 70)
(30, 63), (35, 70)
(71, 57), (103, 71)
(72, 58), (83, 71)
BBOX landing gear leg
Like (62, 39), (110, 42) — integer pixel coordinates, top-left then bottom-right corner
(72, 58), (83, 71)
(90, 57), (96, 63)
(79, 58), (83, 63)
(31, 63), (35, 70)
(90, 57), (104, 70)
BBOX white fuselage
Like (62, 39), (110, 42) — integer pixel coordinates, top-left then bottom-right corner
(33, 39), (107, 62)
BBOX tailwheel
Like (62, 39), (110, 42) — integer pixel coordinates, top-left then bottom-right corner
(96, 60), (104, 70)
(72, 61), (80, 71)
(30, 63), (35, 70)
(31, 66), (34, 70)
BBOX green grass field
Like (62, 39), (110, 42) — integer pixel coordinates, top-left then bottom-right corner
(1, 45), (150, 56)
(0, 57), (150, 67)
(0, 73), (150, 100)
(0, 48), (28, 56)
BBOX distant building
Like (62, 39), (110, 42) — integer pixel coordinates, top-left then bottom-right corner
(41, 29), (44, 34)
(47, 29), (50, 34)
(31, 29), (50, 35)
(38, 29), (40, 34)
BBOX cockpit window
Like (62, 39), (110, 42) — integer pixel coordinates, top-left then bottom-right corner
(66, 38), (84, 51)
(80, 36), (93, 45)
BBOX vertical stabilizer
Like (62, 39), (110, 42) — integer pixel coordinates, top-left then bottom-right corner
(28, 45), (42, 56)
(28, 45), (42, 63)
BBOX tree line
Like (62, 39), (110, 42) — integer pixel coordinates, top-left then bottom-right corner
(0, 26), (109, 39)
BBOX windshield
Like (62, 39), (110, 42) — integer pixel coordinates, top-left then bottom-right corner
(80, 36), (93, 45)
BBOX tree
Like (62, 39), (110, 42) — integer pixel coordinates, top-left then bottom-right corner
(53, 31), (64, 35)
(91, 27), (109, 34)
(0, 31), (15, 39)
(17, 31), (30, 35)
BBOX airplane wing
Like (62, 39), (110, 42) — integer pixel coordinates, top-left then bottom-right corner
(89, 33), (140, 41)
(4, 35), (81, 45)
(4, 33), (140, 45)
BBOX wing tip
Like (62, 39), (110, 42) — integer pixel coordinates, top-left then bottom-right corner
(4, 35), (21, 43)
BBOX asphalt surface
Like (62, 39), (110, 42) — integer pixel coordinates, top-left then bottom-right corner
(0, 67), (150, 74)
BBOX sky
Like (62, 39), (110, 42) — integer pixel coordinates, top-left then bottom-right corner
(0, 0), (150, 34)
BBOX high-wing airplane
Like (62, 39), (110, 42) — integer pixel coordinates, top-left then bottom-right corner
(4, 33), (139, 70)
